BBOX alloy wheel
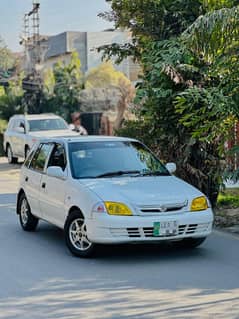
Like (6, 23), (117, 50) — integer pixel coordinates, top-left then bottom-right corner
(20, 198), (29, 226)
(69, 218), (92, 251)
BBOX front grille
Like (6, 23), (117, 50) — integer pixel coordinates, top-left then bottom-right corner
(110, 223), (210, 239)
(186, 224), (197, 234)
(143, 227), (154, 237)
(127, 228), (141, 238)
(141, 207), (182, 213)
(178, 225), (186, 235)
(139, 201), (187, 214)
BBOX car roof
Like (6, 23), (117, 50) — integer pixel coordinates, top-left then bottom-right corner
(11, 113), (63, 120)
(38, 135), (138, 144)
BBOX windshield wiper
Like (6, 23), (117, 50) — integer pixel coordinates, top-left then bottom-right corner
(96, 170), (141, 178)
(137, 171), (170, 177)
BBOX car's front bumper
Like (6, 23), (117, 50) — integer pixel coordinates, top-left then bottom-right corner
(87, 209), (214, 244)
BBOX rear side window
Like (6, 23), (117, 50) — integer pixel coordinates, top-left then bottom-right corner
(48, 144), (67, 171)
(7, 118), (26, 131)
(7, 118), (14, 130)
(29, 143), (52, 172)
(24, 149), (35, 168)
(13, 119), (22, 130)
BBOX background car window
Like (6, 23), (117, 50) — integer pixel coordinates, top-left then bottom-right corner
(29, 143), (52, 172)
(7, 118), (14, 130)
(19, 121), (26, 132)
(12, 119), (25, 131)
(28, 118), (68, 131)
(11, 119), (17, 129)
(48, 144), (66, 171)
(12, 119), (20, 130)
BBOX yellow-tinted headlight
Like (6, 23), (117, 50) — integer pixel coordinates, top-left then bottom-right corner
(190, 196), (208, 211)
(104, 202), (132, 216)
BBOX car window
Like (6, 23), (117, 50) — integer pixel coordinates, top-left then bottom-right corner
(12, 119), (20, 130)
(12, 119), (25, 131)
(7, 118), (14, 130)
(29, 143), (52, 172)
(19, 121), (26, 131)
(10, 119), (16, 129)
(24, 148), (35, 168)
(28, 118), (68, 131)
(48, 143), (67, 171)
(68, 141), (169, 179)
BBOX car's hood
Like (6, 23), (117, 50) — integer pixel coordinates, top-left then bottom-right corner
(29, 130), (79, 138)
(79, 176), (203, 206)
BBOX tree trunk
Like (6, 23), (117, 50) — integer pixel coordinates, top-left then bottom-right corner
(114, 98), (127, 131)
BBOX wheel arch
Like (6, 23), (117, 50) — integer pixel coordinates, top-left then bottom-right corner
(5, 142), (10, 155)
(67, 206), (84, 219)
(64, 206), (85, 228)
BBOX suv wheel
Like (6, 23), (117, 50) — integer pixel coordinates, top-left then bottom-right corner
(7, 145), (18, 164)
(65, 211), (95, 257)
(18, 193), (39, 231)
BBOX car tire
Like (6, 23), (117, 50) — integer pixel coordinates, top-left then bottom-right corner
(18, 193), (39, 231)
(7, 145), (18, 164)
(64, 210), (95, 257)
(174, 237), (207, 249)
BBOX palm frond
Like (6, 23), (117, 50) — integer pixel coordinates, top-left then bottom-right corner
(182, 6), (239, 62)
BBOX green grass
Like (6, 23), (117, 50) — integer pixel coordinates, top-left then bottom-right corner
(217, 188), (239, 208)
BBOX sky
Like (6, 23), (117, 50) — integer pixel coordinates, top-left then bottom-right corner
(0, 0), (113, 52)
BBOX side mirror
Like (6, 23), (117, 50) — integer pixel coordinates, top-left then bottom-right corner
(46, 166), (66, 180)
(15, 127), (25, 134)
(166, 162), (176, 174)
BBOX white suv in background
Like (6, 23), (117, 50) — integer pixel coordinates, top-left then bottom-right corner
(3, 113), (78, 163)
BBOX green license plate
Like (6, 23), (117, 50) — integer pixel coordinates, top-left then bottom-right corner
(153, 221), (178, 236)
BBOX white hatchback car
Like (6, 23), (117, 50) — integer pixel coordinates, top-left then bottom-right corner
(3, 113), (78, 163)
(17, 136), (213, 257)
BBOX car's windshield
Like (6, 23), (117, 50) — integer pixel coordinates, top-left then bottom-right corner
(28, 118), (68, 132)
(68, 141), (170, 179)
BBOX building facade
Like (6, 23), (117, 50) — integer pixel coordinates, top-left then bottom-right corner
(41, 31), (140, 82)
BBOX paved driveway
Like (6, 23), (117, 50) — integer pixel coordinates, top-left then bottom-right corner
(0, 158), (239, 319)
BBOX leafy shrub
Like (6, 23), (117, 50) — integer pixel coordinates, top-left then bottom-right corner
(0, 119), (7, 156)
(217, 189), (239, 208)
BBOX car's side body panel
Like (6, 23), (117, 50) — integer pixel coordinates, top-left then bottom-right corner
(20, 166), (43, 218)
(39, 173), (68, 227)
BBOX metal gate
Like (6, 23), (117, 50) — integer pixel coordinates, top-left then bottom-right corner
(80, 112), (102, 135)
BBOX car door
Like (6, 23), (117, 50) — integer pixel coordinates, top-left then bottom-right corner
(24, 143), (53, 218)
(6, 118), (18, 156)
(39, 143), (68, 228)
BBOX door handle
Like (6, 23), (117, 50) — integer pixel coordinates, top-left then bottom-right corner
(25, 176), (28, 182)
(41, 182), (46, 189)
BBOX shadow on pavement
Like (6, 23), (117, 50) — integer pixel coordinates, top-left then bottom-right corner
(1, 215), (239, 318)
(29, 221), (210, 262)
(0, 157), (22, 172)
